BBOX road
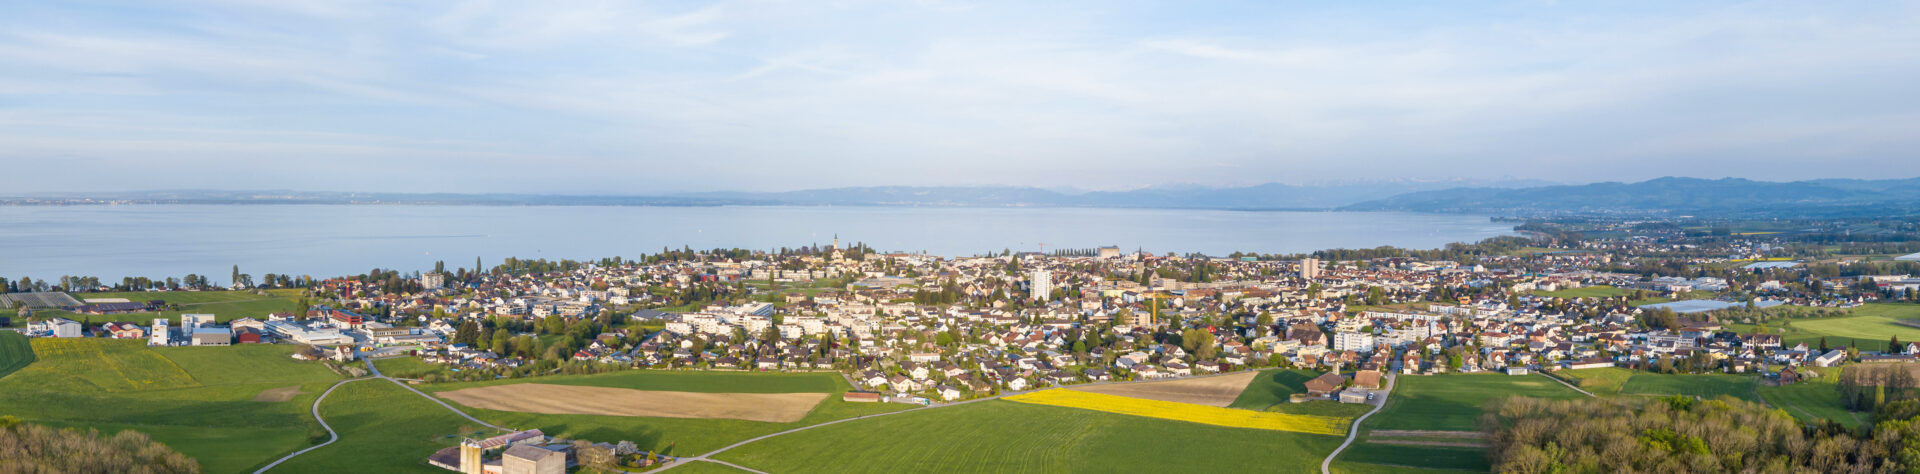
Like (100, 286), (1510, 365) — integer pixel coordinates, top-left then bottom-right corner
(254, 356), (508, 473)
(250, 378), (371, 474)
(361, 356), (508, 431)
(1320, 373), (1396, 474)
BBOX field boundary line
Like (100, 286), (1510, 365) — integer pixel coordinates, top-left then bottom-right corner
(1538, 372), (1595, 398)
(254, 378), (368, 473)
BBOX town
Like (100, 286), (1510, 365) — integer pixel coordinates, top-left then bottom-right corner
(6, 221), (1920, 473)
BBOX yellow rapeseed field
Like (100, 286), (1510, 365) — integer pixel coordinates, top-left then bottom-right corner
(1006, 388), (1348, 435)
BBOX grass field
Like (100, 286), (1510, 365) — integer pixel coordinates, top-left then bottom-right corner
(1553, 367), (1633, 395)
(1758, 366), (1865, 430)
(41, 290), (305, 324)
(714, 400), (1345, 473)
(1363, 374), (1584, 432)
(1619, 373), (1760, 401)
(270, 380), (500, 474)
(661, 461), (754, 474)
(1336, 374), (1583, 472)
(1006, 388), (1347, 435)
(1784, 304), (1920, 352)
(0, 339), (341, 473)
(1531, 286), (1629, 299)
(372, 357), (452, 379)
(1720, 304), (1920, 352)
(1331, 460), (1482, 474)
(1228, 369), (1317, 410)
(0, 332), (33, 378)
(422, 370), (910, 455)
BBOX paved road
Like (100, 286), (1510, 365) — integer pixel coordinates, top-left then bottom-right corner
(250, 378), (371, 474)
(255, 356), (510, 473)
(362, 357), (508, 431)
(1321, 373), (1396, 474)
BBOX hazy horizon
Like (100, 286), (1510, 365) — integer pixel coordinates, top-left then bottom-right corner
(3, 1), (1918, 193)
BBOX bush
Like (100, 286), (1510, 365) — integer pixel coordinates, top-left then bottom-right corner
(0, 418), (200, 473)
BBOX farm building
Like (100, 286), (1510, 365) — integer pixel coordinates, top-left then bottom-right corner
(27, 318), (82, 338)
(501, 444), (565, 474)
(1303, 372), (1345, 396)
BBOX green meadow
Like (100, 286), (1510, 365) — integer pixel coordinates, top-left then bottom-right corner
(0, 331), (33, 378)
(714, 400), (1345, 473)
(0, 338), (341, 473)
(269, 380), (500, 474)
(1336, 374), (1583, 472)
(1758, 366), (1866, 430)
(1619, 373), (1760, 402)
(1727, 303), (1920, 352)
(1228, 369), (1318, 410)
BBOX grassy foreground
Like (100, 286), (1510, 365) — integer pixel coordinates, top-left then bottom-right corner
(0, 331), (34, 378)
(716, 400), (1344, 473)
(270, 380), (501, 474)
(1336, 374), (1584, 472)
(0, 339), (341, 473)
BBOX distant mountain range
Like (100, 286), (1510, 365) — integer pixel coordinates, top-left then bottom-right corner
(8, 177), (1920, 217)
(1339, 177), (1920, 217)
(675, 178), (1554, 210)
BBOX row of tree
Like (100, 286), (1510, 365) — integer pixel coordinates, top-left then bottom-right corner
(1487, 395), (1913, 473)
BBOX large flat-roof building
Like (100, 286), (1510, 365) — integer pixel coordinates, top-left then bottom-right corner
(501, 445), (565, 474)
(191, 327), (232, 346)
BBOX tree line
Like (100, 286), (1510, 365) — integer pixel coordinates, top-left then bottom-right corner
(1486, 394), (1920, 473)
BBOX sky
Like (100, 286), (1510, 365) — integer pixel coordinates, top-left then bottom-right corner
(1, 0), (1917, 194)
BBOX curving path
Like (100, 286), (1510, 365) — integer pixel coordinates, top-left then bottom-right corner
(1320, 373), (1396, 474)
(1537, 372), (1596, 398)
(251, 378), (370, 474)
(257, 356), (510, 473)
(362, 357), (508, 431)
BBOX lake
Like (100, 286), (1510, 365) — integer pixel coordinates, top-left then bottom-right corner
(0, 205), (1512, 282)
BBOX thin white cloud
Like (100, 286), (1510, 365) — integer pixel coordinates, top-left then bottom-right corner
(0, 0), (1915, 193)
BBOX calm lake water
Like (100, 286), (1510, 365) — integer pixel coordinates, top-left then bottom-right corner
(0, 205), (1512, 282)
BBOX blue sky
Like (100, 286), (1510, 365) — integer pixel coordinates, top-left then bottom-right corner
(1, 1), (1917, 193)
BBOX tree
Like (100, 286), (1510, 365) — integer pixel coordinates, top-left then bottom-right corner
(491, 330), (510, 355)
(1820, 337), (1830, 353)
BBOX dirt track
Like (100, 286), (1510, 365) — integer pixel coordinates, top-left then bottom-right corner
(252, 385), (301, 402)
(1067, 371), (1257, 407)
(438, 384), (829, 422)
